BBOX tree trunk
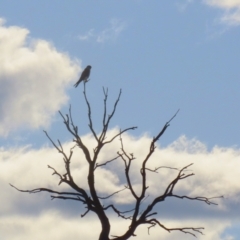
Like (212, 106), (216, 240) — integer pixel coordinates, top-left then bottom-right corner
(98, 216), (110, 240)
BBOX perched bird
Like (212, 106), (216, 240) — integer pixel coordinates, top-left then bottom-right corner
(74, 65), (92, 87)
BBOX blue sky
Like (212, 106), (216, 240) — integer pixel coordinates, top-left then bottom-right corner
(0, 0), (239, 148)
(0, 1), (240, 239)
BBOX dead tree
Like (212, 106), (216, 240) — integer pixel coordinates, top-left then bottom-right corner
(11, 84), (222, 240)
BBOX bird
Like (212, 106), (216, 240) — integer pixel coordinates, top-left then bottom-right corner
(74, 65), (92, 87)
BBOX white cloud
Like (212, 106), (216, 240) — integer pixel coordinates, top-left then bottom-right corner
(1, 130), (240, 239)
(0, 18), (80, 136)
(0, 211), (100, 240)
(204, 0), (240, 25)
(204, 0), (240, 9)
(78, 19), (126, 43)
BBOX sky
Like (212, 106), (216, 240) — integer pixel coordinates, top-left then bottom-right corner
(0, 0), (240, 239)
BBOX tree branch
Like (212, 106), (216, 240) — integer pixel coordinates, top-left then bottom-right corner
(95, 155), (120, 169)
(83, 83), (99, 142)
(104, 204), (134, 220)
(98, 187), (128, 199)
(146, 218), (204, 238)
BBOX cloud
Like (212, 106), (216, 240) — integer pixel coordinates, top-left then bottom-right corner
(0, 18), (80, 136)
(1, 130), (240, 239)
(0, 211), (100, 240)
(0, 212), (233, 240)
(204, 0), (240, 25)
(204, 0), (240, 9)
(78, 19), (126, 43)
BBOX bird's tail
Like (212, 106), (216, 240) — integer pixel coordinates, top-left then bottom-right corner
(74, 82), (78, 88)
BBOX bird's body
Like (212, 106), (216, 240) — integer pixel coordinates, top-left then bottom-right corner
(74, 65), (92, 87)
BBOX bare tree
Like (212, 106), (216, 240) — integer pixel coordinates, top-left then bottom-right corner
(11, 84), (222, 240)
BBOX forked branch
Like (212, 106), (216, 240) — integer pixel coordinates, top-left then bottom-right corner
(147, 218), (204, 238)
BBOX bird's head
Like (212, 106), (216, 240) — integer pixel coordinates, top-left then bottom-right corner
(87, 65), (92, 69)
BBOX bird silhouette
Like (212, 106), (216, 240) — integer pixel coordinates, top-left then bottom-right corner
(74, 65), (92, 87)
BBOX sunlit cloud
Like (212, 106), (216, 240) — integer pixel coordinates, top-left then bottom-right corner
(0, 211), (100, 240)
(0, 18), (80, 136)
(204, 0), (240, 25)
(1, 130), (240, 239)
